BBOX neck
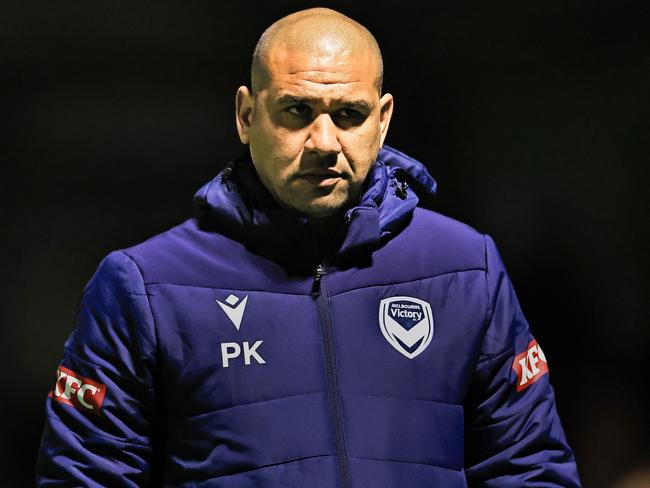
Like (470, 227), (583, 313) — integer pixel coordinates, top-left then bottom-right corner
(308, 213), (345, 263)
(309, 213), (342, 232)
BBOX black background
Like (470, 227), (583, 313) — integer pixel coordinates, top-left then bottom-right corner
(2, 1), (649, 487)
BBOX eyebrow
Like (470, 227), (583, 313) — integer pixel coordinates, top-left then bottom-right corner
(275, 94), (374, 111)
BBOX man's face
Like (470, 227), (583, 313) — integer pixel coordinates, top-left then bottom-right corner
(236, 41), (393, 220)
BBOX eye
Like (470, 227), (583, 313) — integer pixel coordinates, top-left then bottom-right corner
(332, 107), (367, 128)
(337, 108), (362, 118)
(287, 104), (311, 116)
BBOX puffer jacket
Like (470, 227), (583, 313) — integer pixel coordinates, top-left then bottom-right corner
(36, 145), (581, 487)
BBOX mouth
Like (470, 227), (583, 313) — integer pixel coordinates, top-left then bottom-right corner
(298, 170), (344, 187)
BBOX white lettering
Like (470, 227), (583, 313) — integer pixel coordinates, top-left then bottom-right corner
(221, 342), (241, 368)
(389, 309), (422, 321)
(243, 341), (265, 365)
(62, 375), (81, 400)
(528, 346), (541, 375)
(77, 384), (99, 410)
(518, 357), (535, 386)
(54, 370), (66, 397)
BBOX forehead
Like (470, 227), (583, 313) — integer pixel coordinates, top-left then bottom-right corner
(264, 43), (379, 100)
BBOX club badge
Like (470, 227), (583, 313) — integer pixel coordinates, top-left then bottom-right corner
(379, 296), (434, 359)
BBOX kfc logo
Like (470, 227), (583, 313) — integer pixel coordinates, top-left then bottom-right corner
(512, 339), (549, 392)
(49, 365), (107, 415)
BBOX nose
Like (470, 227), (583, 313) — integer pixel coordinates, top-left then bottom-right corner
(305, 114), (342, 156)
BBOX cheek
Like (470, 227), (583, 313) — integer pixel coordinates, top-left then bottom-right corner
(249, 132), (306, 189)
(341, 129), (381, 177)
(343, 115), (382, 149)
(254, 125), (304, 161)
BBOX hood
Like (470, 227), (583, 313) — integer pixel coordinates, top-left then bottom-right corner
(193, 144), (437, 271)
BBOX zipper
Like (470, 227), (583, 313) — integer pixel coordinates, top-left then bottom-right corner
(312, 264), (351, 488)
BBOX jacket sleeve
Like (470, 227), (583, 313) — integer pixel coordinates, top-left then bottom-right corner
(36, 251), (161, 487)
(464, 235), (581, 487)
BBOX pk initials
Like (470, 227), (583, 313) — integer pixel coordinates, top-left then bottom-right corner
(221, 341), (266, 367)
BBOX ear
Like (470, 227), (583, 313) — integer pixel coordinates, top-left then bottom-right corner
(235, 86), (255, 144)
(378, 93), (394, 148)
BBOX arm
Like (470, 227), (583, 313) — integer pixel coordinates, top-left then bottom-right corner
(464, 235), (581, 487)
(36, 251), (163, 487)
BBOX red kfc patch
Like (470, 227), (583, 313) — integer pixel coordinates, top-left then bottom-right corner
(512, 339), (549, 392)
(48, 365), (107, 415)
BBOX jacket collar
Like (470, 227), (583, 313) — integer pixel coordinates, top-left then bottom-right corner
(193, 145), (437, 270)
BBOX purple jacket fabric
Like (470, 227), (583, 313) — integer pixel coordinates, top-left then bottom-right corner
(36, 145), (581, 487)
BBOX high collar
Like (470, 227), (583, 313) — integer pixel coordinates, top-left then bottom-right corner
(193, 145), (437, 272)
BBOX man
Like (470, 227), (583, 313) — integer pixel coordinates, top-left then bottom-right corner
(37, 8), (581, 487)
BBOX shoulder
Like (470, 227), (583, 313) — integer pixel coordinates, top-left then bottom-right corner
(382, 207), (488, 275)
(412, 207), (486, 246)
(115, 217), (240, 286)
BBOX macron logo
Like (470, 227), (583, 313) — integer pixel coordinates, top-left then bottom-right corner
(216, 294), (265, 368)
(216, 294), (248, 330)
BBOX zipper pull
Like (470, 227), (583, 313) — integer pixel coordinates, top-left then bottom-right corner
(311, 264), (327, 297)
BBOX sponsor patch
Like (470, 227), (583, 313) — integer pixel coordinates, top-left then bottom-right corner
(512, 339), (549, 392)
(379, 296), (434, 359)
(49, 365), (107, 415)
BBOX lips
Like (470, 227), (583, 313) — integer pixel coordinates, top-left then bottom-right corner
(301, 169), (343, 177)
(298, 169), (344, 187)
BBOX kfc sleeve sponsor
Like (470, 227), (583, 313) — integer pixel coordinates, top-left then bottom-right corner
(48, 365), (107, 415)
(511, 339), (549, 392)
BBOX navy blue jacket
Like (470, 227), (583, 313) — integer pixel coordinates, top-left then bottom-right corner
(37, 145), (581, 487)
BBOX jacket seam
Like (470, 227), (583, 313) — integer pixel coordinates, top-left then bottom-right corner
(475, 344), (515, 365)
(340, 391), (461, 407)
(478, 234), (517, 361)
(175, 390), (326, 418)
(482, 233), (492, 332)
(61, 348), (156, 392)
(47, 415), (152, 448)
(194, 454), (335, 481)
(119, 251), (159, 355)
(348, 455), (462, 472)
(145, 282), (308, 296)
(329, 267), (485, 297)
(179, 390), (463, 421)
(139, 268), (485, 297)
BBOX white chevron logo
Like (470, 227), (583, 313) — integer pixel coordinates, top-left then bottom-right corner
(384, 315), (430, 348)
(216, 294), (248, 330)
(379, 296), (434, 359)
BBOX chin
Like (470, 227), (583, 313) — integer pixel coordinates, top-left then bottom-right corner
(299, 201), (346, 220)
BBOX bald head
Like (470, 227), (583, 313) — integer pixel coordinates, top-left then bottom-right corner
(235, 8), (394, 220)
(251, 8), (383, 95)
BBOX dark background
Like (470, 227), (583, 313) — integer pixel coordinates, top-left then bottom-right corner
(2, 1), (649, 487)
